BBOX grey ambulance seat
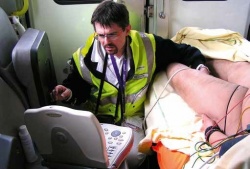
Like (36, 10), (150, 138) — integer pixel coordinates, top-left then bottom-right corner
(24, 105), (133, 169)
(0, 6), (57, 169)
(0, 7), (29, 111)
(0, 6), (27, 169)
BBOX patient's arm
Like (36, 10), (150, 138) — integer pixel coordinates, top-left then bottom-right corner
(166, 63), (250, 136)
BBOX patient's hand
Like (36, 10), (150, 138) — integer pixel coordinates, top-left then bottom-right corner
(197, 64), (210, 75)
(199, 67), (210, 74)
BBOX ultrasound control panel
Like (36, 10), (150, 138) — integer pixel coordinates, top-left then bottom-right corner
(101, 123), (134, 169)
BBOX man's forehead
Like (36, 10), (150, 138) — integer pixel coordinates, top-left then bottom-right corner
(95, 23), (120, 33)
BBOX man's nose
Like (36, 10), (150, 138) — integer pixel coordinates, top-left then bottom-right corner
(102, 37), (112, 45)
(103, 36), (111, 42)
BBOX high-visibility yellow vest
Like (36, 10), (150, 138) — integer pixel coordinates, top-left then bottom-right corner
(73, 30), (156, 123)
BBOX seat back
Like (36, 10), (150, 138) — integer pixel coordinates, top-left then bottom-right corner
(0, 7), (29, 110)
(0, 76), (26, 169)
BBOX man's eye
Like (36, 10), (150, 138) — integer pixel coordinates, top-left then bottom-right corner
(107, 33), (117, 37)
(99, 34), (105, 38)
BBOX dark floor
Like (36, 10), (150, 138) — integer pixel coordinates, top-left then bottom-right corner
(26, 155), (47, 169)
(139, 152), (160, 169)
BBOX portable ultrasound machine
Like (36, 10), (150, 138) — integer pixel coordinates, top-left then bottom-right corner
(24, 105), (134, 169)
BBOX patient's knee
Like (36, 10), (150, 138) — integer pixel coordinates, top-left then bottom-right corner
(241, 89), (250, 130)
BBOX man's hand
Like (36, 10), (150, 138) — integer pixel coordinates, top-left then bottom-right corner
(51, 85), (72, 101)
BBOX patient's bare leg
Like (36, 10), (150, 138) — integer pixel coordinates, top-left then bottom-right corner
(166, 63), (250, 136)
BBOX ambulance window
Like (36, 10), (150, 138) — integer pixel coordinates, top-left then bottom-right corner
(183, 0), (227, 1)
(54, 0), (103, 5)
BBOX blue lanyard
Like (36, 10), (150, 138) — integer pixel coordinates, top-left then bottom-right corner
(110, 55), (127, 119)
(110, 55), (127, 89)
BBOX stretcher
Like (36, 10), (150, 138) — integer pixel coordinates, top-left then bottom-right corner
(140, 27), (250, 169)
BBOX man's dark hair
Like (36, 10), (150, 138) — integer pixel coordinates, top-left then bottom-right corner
(91, 0), (130, 31)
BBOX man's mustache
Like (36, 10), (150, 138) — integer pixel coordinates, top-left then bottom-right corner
(104, 44), (115, 48)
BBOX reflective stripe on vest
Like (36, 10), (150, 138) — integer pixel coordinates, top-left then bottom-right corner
(139, 32), (154, 84)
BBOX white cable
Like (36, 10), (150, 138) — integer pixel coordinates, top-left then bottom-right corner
(9, 16), (26, 36)
(198, 152), (219, 169)
(143, 67), (189, 129)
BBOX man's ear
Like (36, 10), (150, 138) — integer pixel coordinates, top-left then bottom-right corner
(125, 25), (131, 35)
